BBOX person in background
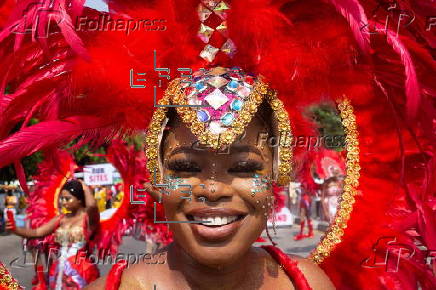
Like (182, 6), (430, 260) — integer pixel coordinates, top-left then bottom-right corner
(95, 186), (107, 212)
(6, 179), (100, 289)
(112, 183), (124, 209)
(321, 176), (344, 224)
(105, 185), (113, 209)
(4, 190), (17, 222)
(294, 188), (314, 241)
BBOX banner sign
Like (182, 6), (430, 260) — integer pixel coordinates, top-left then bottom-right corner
(83, 163), (115, 185)
(267, 207), (294, 227)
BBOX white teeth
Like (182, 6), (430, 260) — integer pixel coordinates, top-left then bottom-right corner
(192, 215), (239, 226)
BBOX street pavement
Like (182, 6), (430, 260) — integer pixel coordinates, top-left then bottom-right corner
(0, 226), (323, 289)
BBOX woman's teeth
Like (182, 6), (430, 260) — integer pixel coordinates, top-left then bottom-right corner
(193, 216), (238, 226)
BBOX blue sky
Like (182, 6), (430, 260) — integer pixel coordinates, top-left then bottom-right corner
(84, 0), (109, 12)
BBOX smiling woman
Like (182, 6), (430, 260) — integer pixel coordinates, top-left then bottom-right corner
(86, 68), (335, 289)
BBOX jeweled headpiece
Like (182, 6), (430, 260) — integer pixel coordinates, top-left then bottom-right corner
(145, 66), (293, 186)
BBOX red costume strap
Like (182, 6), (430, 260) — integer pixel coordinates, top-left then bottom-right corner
(105, 247), (311, 289)
(105, 260), (128, 290)
(261, 245), (312, 290)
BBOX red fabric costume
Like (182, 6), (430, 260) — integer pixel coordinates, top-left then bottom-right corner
(105, 246), (312, 290)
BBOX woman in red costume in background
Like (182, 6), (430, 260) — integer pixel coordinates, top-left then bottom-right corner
(0, 0), (434, 289)
(294, 189), (314, 241)
(6, 180), (100, 289)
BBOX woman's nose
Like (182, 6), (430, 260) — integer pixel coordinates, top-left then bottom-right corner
(191, 179), (232, 202)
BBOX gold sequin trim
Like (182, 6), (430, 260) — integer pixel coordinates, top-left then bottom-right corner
(0, 263), (21, 290)
(145, 78), (293, 186)
(310, 97), (360, 264)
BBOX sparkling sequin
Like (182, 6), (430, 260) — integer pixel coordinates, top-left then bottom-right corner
(227, 80), (239, 90)
(208, 67), (227, 76)
(197, 110), (210, 122)
(216, 21), (228, 36)
(205, 89), (229, 109)
(220, 39), (237, 56)
(200, 44), (219, 62)
(203, 0), (220, 10)
(213, 1), (230, 19)
(230, 99), (243, 111)
(209, 121), (226, 134)
(221, 112), (234, 126)
(237, 86), (251, 98)
(198, 3), (212, 22)
(208, 76), (229, 88)
(195, 82), (206, 91)
(198, 23), (215, 43)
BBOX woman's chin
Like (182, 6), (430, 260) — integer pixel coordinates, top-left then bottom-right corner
(190, 246), (246, 268)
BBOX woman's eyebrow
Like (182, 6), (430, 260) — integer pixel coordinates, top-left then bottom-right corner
(168, 146), (196, 157)
(231, 145), (263, 158)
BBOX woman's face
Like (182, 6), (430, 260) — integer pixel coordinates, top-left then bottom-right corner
(59, 190), (82, 212)
(160, 115), (275, 267)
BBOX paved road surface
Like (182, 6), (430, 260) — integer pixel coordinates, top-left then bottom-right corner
(0, 226), (322, 289)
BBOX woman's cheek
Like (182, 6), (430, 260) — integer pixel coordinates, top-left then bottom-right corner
(231, 177), (273, 211)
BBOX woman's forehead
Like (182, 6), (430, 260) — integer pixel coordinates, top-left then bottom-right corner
(164, 115), (271, 150)
(60, 189), (73, 196)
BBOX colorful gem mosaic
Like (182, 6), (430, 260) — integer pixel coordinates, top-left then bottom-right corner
(197, 0), (236, 62)
(145, 67), (293, 186)
(186, 67), (256, 135)
(310, 97), (360, 264)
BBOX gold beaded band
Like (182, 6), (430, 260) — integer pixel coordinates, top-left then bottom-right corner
(145, 78), (293, 186)
(310, 97), (360, 264)
(0, 262), (21, 290)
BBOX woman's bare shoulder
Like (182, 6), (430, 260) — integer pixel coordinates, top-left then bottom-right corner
(84, 276), (106, 289)
(289, 255), (335, 290)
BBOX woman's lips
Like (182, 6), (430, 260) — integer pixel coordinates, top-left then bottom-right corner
(185, 207), (247, 242)
(190, 218), (244, 242)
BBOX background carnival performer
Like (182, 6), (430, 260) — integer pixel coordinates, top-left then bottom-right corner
(0, 0), (434, 289)
(6, 179), (100, 289)
(321, 177), (344, 224)
(294, 189), (314, 241)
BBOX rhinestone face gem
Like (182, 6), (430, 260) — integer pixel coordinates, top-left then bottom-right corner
(208, 76), (228, 88)
(221, 112), (234, 126)
(197, 110), (210, 122)
(200, 45), (219, 62)
(230, 99), (243, 111)
(205, 89), (229, 109)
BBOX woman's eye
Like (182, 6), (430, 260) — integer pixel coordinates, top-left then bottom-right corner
(228, 160), (264, 173)
(167, 159), (201, 172)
